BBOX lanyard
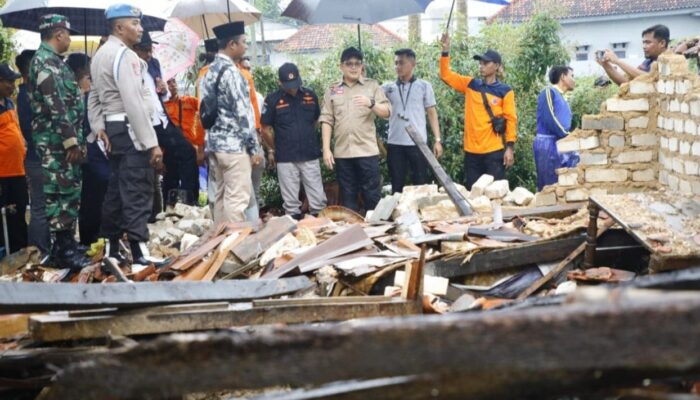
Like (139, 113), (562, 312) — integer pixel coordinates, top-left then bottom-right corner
(397, 80), (414, 113)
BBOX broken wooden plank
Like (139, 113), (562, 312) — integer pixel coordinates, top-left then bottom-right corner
(405, 124), (472, 216)
(102, 257), (128, 282)
(265, 225), (373, 278)
(0, 277), (314, 313)
(424, 235), (584, 278)
(43, 287), (700, 400)
(233, 216), (297, 264)
(517, 219), (615, 300)
(202, 229), (251, 281)
(166, 233), (227, 272)
(502, 203), (584, 221)
(29, 297), (421, 342)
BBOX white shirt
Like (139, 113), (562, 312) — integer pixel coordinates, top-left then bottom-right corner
(145, 70), (170, 128)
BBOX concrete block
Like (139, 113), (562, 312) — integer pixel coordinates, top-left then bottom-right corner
(660, 152), (672, 170)
(616, 150), (653, 164)
(685, 160), (699, 176)
(664, 118), (674, 131)
(685, 119), (697, 135)
(670, 99), (680, 113)
(511, 187), (535, 206)
(608, 135), (625, 148)
(682, 102), (690, 114)
(556, 136), (580, 153)
(581, 115), (624, 131)
(558, 172), (579, 186)
(565, 189), (588, 202)
(627, 116), (649, 129)
(606, 98), (649, 112)
(660, 137), (668, 149)
(630, 134), (657, 147)
(668, 174), (680, 190)
(469, 174), (494, 198)
(675, 118), (685, 134)
(693, 142), (700, 156)
(632, 169), (655, 182)
(677, 80), (691, 94)
(680, 141), (691, 155)
(692, 101), (700, 117)
(579, 152), (608, 166)
(534, 191), (557, 207)
(680, 180), (692, 195)
(579, 135), (600, 150)
(673, 158), (685, 174)
(659, 170), (669, 185)
(657, 80), (666, 93)
(629, 81), (655, 94)
(657, 115), (665, 129)
(661, 100), (670, 113)
(665, 80), (675, 95)
(669, 137), (678, 152)
(467, 195), (492, 213)
(659, 63), (671, 76)
(589, 188), (608, 197)
(585, 168), (628, 183)
(484, 180), (510, 199)
(693, 181), (700, 196)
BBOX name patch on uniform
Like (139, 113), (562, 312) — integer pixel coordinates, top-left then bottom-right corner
(276, 99), (289, 109)
(331, 86), (344, 96)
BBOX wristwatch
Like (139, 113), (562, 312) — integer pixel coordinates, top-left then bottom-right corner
(435, 137), (442, 143)
(368, 99), (376, 109)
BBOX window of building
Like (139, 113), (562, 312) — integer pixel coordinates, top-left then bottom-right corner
(575, 45), (589, 61)
(612, 42), (628, 59)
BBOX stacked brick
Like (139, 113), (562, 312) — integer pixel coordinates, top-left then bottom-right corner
(535, 53), (700, 206)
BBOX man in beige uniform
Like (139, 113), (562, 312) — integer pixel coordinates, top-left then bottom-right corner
(320, 47), (391, 212)
(88, 3), (163, 265)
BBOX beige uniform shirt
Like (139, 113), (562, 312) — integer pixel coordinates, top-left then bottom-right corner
(319, 77), (390, 158)
(88, 35), (158, 151)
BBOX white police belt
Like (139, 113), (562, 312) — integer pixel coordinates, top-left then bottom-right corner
(106, 113), (128, 122)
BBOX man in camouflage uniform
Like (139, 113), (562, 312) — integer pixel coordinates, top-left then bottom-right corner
(28, 14), (91, 270)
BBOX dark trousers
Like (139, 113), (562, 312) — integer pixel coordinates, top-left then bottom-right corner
(387, 144), (428, 193)
(79, 143), (110, 246)
(100, 120), (154, 243)
(25, 158), (50, 253)
(155, 123), (198, 206)
(335, 155), (381, 212)
(463, 149), (505, 190)
(0, 176), (28, 255)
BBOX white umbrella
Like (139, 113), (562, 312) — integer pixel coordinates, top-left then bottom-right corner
(164, 0), (261, 39)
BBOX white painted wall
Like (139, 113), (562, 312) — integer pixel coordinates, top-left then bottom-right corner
(562, 12), (700, 76)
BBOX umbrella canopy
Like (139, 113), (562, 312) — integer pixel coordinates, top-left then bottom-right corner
(152, 18), (200, 82)
(282, 0), (433, 25)
(0, 0), (167, 35)
(164, 0), (261, 39)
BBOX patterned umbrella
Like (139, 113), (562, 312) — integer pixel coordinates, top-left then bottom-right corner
(152, 18), (201, 82)
(0, 0), (167, 35)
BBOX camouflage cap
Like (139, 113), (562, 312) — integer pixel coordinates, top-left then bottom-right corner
(39, 14), (80, 34)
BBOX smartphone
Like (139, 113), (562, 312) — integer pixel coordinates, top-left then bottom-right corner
(596, 50), (606, 60)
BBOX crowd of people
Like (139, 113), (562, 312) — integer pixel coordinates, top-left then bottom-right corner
(0, 2), (676, 268)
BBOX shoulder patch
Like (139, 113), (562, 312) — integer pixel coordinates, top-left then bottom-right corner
(36, 70), (51, 86)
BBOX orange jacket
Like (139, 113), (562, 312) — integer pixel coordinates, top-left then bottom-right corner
(195, 65), (209, 99)
(164, 96), (205, 147)
(440, 55), (517, 154)
(238, 64), (261, 130)
(0, 106), (25, 178)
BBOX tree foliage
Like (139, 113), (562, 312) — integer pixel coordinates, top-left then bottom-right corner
(253, 13), (609, 207)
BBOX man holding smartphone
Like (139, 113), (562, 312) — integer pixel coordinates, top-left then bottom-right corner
(597, 24), (669, 85)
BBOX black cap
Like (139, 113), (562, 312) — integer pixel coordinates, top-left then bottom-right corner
(135, 31), (158, 48)
(278, 63), (302, 90)
(204, 38), (218, 53)
(0, 64), (21, 81)
(213, 21), (245, 40)
(473, 49), (502, 64)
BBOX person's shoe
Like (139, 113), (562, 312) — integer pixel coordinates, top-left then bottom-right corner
(290, 213), (303, 221)
(105, 239), (128, 266)
(52, 230), (92, 271)
(130, 240), (167, 267)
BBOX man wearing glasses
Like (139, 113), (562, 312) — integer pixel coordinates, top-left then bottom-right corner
(320, 47), (391, 212)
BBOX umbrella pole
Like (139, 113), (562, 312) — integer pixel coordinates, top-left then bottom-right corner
(202, 15), (209, 39)
(84, 10), (88, 55)
(227, 0), (231, 22)
(357, 24), (361, 52)
(445, 0), (456, 34)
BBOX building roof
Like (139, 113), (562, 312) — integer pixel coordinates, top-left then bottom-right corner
(275, 23), (404, 53)
(491, 0), (700, 23)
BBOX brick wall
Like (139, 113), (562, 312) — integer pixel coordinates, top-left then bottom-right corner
(535, 53), (700, 206)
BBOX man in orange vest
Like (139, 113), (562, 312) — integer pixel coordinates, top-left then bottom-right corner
(440, 33), (517, 189)
(0, 64), (28, 255)
(196, 39), (218, 99)
(164, 78), (204, 203)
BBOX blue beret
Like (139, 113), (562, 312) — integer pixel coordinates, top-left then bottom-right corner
(105, 4), (142, 20)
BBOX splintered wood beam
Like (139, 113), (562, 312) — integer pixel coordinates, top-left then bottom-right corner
(43, 287), (700, 400)
(0, 277), (314, 313)
(405, 124), (472, 216)
(233, 216), (297, 264)
(424, 235), (584, 278)
(29, 297), (421, 342)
